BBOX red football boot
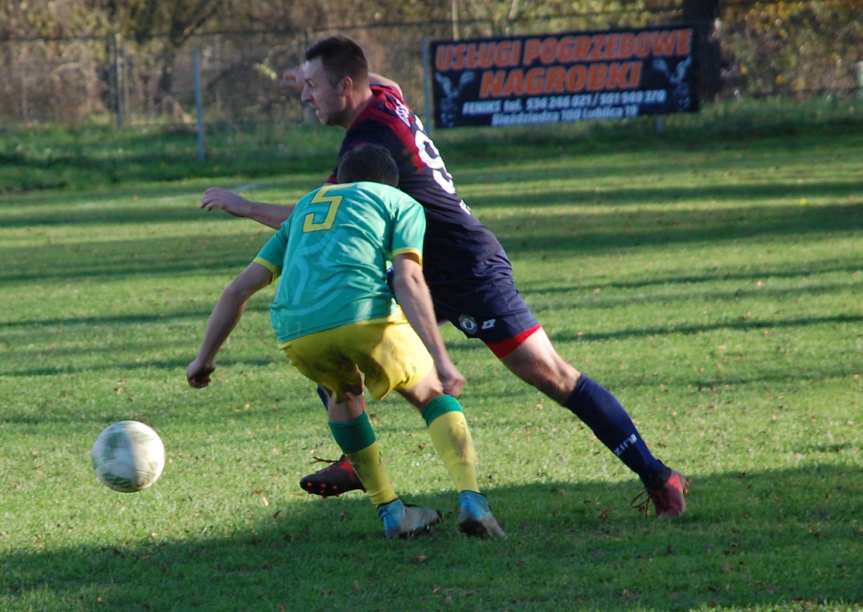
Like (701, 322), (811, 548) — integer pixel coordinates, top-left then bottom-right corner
(299, 455), (365, 497)
(633, 470), (689, 518)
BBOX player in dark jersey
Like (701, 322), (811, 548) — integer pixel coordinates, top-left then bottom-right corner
(200, 35), (689, 518)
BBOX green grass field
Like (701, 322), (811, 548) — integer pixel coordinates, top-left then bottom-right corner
(1, 106), (862, 610)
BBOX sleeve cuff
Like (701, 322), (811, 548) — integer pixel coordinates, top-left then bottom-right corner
(391, 247), (422, 266)
(253, 257), (280, 281)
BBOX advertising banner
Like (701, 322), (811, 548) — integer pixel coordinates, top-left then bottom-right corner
(430, 26), (699, 129)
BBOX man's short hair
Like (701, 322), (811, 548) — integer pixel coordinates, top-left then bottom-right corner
(337, 144), (399, 187)
(306, 36), (369, 87)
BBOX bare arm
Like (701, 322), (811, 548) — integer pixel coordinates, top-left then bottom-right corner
(200, 188), (293, 230)
(281, 65), (403, 99)
(369, 72), (403, 98)
(186, 263), (273, 388)
(391, 254), (464, 396)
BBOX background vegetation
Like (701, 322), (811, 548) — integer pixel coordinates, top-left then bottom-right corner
(2, 0), (861, 125)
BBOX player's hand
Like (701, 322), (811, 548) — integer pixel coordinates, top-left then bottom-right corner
(200, 188), (252, 218)
(186, 358), (215, 389)
(436, 360), (465, 397)
(280, 66), (303, 93)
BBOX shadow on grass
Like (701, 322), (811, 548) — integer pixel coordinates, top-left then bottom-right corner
(493, 202), (863, 257)
(1, 309), (859, 378)
(466, 179), (862, 210)
(451, 144), (862, 189)
(551, 313), (863, 344)
(1, 203), (240, 228)
(0, 355), (279, 379)
(0, 176), (315, 221)
(526, 280), (860, 314)
(0, 168), (322, 211)
(0, 147), (334, 195)
(520, 257), (863, 293)
(2, 201), (862, 287)
(0, 301), (268, 331)
(0, 235), (260, 285)
(3, 466), (861, 609)
(4, 178), (860, 229)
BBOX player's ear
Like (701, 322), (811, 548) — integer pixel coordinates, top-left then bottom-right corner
(339, 75), (353, 95)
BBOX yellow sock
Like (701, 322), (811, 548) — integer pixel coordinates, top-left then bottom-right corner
(348, 441), (397, 506)
(428, 410), (480, 493)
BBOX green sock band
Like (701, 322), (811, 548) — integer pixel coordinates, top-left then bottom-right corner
(329, 412), (377, 454)
(421, 395), (463, 427)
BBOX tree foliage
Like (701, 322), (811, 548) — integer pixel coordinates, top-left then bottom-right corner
(0, 0), (860, 123)
(720, 0), (863, 96)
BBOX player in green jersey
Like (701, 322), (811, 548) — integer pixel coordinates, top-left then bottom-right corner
(186, 144), (503, 539)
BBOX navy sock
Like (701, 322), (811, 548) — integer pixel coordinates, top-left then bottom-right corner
(564, 375), (670, 489)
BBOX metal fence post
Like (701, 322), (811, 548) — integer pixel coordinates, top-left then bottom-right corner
(193, 48), (206, 162)
(857, 61), (863, 99)
(107, 33), (124, 128)
(116, 36), (125, 128)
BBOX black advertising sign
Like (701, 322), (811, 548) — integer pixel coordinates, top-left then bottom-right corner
(430, 26), (699, 129)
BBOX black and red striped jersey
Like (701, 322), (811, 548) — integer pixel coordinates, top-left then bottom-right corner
(327, 85), (511, 286)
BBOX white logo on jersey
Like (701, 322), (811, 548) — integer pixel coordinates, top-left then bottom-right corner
(393, 99), (411, 128)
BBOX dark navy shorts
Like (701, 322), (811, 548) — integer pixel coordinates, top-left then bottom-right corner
(388, 265), (541, 358)
(428, 274), (541, 359)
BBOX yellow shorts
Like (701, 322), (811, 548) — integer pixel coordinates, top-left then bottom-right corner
(281, 320), (434, 401)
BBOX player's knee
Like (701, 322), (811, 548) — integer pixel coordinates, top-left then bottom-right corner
(532, 357), (579, 403)
(511, 361), (558, 399)
(502, 333), (579, 402)
(398, 370), (443, 409)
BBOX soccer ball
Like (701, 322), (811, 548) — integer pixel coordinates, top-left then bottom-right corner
(91, 420), (165, 492)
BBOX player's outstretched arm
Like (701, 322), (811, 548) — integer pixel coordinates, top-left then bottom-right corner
(187, 263), (273, 388)
(282, 64), (402, 99)
(200, 187), (293, 230)
(369, 72), (403, 98)
(391, 254), (465, 397)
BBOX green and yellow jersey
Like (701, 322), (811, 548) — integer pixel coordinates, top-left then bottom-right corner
(254, 181), (426, 344)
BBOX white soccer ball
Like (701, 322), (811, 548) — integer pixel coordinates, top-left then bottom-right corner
(91, 420), (165, 492)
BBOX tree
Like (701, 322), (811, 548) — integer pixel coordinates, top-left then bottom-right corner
(88, 0), (224, 109)
(720, 0), (863, 97)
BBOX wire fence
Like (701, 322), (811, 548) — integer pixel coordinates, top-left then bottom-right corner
(1, 4), (861, 128)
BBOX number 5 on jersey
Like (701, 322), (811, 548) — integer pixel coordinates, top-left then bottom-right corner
(303, 185), (343, 233)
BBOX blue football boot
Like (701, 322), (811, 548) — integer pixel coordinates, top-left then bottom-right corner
(378, 498), (441, 539)
(457, 491), (505, 538)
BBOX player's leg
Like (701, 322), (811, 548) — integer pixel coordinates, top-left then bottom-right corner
(350, 319), (499, 535)
(284, 329), (440, 537)
(325, 386), (394, 505)
(297, 269), (442, 498)
(324, 318), (501, 537)
(298, 384), (366, 497)
(325, 388), (439, 538)
(443, 274), (687, 518)
(397, 371), (504, 538)
(496, 327), (687, 517)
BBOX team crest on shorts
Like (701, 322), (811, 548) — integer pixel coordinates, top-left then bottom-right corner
(458, 315), (478, 334)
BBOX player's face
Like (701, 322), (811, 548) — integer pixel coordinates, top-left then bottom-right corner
(301, 58), (350, 127)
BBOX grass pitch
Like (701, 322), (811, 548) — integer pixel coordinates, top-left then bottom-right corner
(1, 107), (862, 610)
